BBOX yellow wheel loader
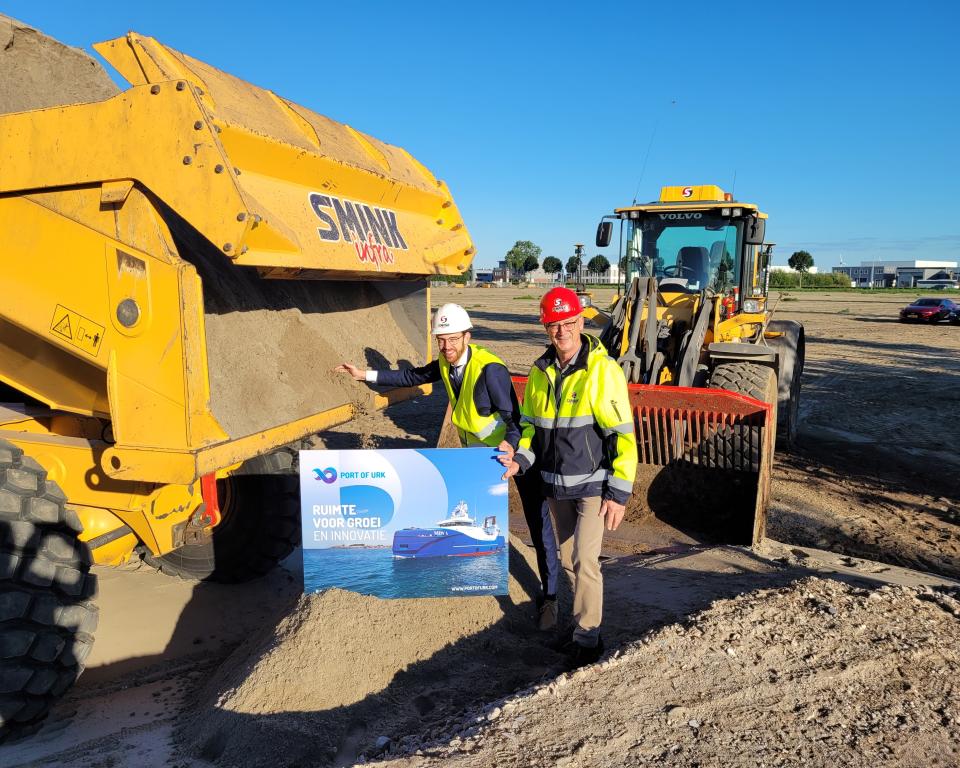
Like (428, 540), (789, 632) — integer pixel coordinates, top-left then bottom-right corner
(581, 184), (804, 546)
(0, 20), (473, 738)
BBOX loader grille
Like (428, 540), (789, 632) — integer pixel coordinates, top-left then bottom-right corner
(629, 386), (769, 472)
(510, 377), (773, 546)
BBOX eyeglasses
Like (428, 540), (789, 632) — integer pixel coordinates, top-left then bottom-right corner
(436, 334), (465, 347)
(544, 318), (580, 335)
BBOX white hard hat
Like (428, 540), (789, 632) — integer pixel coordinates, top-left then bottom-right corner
(432, 303), (472, 335)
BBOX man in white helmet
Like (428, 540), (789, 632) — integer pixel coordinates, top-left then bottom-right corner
(336, 303), (560, 627)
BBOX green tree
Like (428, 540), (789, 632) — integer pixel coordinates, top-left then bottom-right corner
(542, 256), (563, 274)
(505, 240), (542, 278)
(788, 250), (814, 288)
(588, 254), (610, 274)
(566, 256), (581, 276)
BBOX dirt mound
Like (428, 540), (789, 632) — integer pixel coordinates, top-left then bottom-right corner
(201, 279), (426, 440)
(163, 221), (429, 441)
(378, 577), (960, 767)
(0, 15), (118, 114)
(177, 536), (554, 767)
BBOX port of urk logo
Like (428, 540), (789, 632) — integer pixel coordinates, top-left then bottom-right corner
(313, 467), (337, 484)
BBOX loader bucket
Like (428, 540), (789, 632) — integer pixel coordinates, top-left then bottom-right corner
(624, 384), (773, 547)
(509, 379), (773, 548)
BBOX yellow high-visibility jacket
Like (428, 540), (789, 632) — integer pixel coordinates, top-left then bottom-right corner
(517, 334), (637, 504)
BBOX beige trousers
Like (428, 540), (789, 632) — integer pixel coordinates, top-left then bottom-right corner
(547, 496), (604, 647)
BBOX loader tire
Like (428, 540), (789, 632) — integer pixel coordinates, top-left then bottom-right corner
(765, 320), (805, 449)
(708, 362), (778, 472)
(779, 332), (804, 448)
(144, 453), (300, 583)
(0, 439), (97, 742)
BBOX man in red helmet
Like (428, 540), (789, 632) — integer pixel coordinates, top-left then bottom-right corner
(336, 303), (560, 627)
(502, 286), (637, 668)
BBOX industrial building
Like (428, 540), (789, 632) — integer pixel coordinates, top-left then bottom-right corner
(832, 260), (959, 288)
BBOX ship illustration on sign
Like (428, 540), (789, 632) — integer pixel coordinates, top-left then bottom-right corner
(392, 500), (505, 558)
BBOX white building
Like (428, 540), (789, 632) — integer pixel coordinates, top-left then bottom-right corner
(577, 263), (623, 284)
(523, 266), (563, 285)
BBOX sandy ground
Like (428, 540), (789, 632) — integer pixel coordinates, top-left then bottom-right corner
(376, 577), (960, 768)
(763, 292), (960, 577)
(2, 287), (959, 767)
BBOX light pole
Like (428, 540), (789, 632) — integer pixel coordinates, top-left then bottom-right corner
(575, 243), (585, 286)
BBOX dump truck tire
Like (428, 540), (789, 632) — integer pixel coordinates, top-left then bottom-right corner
(144, 453), (299, 583)
(708, 362), (778, 472)
(0, 438), (97, 742)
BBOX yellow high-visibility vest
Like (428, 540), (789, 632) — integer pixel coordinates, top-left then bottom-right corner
(439, 344), (508, 447)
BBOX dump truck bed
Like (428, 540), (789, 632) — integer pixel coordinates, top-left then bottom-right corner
(0, 31), (475, 484)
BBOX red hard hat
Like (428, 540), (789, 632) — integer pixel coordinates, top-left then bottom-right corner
(540, 287), (582, 324)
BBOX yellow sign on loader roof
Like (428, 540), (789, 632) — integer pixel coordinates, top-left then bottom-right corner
(614, 183), (761, 217)
(659, 184), (730, 202)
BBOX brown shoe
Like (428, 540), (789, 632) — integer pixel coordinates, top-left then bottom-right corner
(537, 598), (558, 631)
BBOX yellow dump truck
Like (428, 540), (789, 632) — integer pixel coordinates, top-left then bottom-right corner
(0, 25), (473, 737)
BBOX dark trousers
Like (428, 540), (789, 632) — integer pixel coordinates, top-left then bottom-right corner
(514, 467), (553, 599)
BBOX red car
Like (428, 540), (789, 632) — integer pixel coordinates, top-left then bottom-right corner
(899, 297), (959, 323)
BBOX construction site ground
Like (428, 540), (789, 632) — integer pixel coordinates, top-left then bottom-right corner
(2, 287), (958, 768)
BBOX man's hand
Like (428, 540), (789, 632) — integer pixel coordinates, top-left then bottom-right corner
(501, 460), (520, 480)
(496, 440), (515, 467)
(599, 498), (626, 531)
(334, 363), (366, 381)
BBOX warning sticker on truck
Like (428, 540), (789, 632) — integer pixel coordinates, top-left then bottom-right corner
(50, 304), (104, 357)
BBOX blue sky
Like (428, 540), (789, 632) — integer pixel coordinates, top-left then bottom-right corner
(5, 1), (958, 270)
(418, 448), (507, 522)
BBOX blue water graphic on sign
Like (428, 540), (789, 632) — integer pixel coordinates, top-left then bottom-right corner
(303, 547), (508, 599)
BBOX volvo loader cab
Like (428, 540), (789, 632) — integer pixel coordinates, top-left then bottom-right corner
(595, 184), (804, 446)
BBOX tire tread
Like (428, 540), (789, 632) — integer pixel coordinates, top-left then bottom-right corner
(0, 438), (97, 741)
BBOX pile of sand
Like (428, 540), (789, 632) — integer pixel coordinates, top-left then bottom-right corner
(0, 15), (118, 114)
(165, 222), (430, 441)
(176, 536), (558, 767)
(378, 577), (960, 767)
(201, 278), (426, 440)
